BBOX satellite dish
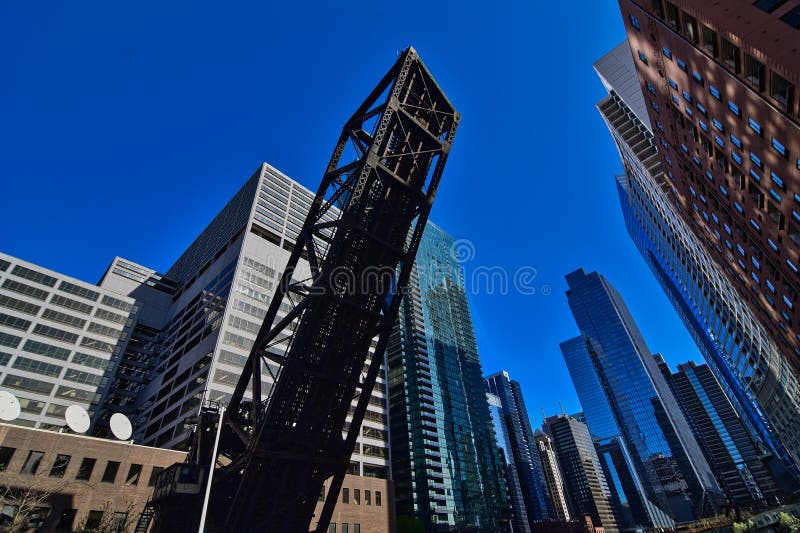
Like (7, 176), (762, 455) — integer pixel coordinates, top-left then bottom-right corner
(65, 405), (91, 434)
(110, 413), (133, 440)
(0, 391), (21, 421)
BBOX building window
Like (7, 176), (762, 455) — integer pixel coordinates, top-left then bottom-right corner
(84, 511), (104, 530)
(770, 189), (782, 203)
(365, 490), (371, 505)
(682, 90), (693, 103)
(21, 451), (44, 475)
(0, 447), (15, 471)
(696, 102), (707, 116)
(669, 78), (678, 90)
(771, 71), (794, 110)
(709, 86), (721, 101)
(376, 491), (382, 506)
(125, 464), (143, 486)
(748, 118), (763, 137)
(685, 106), (693, 117)
(673, 94), (681, 105)
(49, 454), (71, 478)
(638, 50), (648, 64)
(730, 134), (743, 149)
(677, 58), (688, 71)
(692, 71), (704, 85)
(712, 118), (724, 132)
(651, 101), (660, 113)
(684, 12), (698, 41)
(342, 487), (349, 504)
(721, 39), (740, 72)
(700, 24), (718, 55)
(745, 54), (765, 91)
(662, 47), (673, 59)
(76, 457), (97, 480)
(646, 82), (656, 95)
(772, 138), (788, 158)
(750, 152), (763, 169)
(754, 0), (789, 13)
(342, 525), (349, 533)
(728, 101), (741, 117)
(354, 525), (360, 533)
(732, 151), (743, 165)
(56, 509), (77, 530)
(699, 119), (708, 132)
(354, 489), (361, 505)
(101, 461), (120, 483)
(630, 14), (641, 29)
(148, 466), (164, 487)
(781, 5), (800, 28)
(772, 172), (785, 190)
(750, 169), (762, 183)
(328, 524), (336, 533)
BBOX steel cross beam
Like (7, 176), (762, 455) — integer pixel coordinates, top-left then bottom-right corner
(204, 47), (459, 533)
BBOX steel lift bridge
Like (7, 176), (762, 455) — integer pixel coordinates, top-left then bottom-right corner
(147, 47), (459, 533)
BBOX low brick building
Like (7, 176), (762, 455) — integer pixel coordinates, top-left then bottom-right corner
(0, 423), (185, 530)
(0, 423), (395, 531)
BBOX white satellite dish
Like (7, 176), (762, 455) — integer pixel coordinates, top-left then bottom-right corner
(0, 391), (21, 422)
(64, 405), (91, 434)
(109, 413), (133, 441)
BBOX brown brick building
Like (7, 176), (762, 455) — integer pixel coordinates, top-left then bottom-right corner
(0, 424), (395, 532)
(618, 0), (800, 370)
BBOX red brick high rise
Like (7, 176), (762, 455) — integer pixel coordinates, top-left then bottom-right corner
(618, 0), (800, 370)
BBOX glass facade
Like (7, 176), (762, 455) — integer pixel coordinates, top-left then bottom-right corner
(661, 360), (781, 509)
(594, 43), (800, 490)
(563, 269), (722, 523)
(485, 371), (553, 531)
(387, 223), (508, 531)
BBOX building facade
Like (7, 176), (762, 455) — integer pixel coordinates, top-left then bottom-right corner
(619, 0), (800, 367)
(659, 359), (782, 509)
(562, 269), (723, 523)
(387, 223), (508, 531)
(485, 371), (553, 531)
(594, 38), (800, 488)
(533, 430), (572, 523)
(0, 253), (138, 432)
(488, 392), (528, 533)
(542, 415), (619, 533)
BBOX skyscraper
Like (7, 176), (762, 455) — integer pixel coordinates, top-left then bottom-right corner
(659, 358), (782, 509)
(562, 269), (723, 523)
(387, 222), (508, 531)
(0, 253), (138, 430)
(533, 429), (572, 523)
(542, 414), (619, 533)
(619, 0), (800, 367)
(485, 371), (553, 530)
(594, 39), (800, 487)
(488, 392), (529, 533)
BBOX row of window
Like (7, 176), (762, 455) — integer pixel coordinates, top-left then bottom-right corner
(643, 1), (798, 111)
(0, 446), (163, 487)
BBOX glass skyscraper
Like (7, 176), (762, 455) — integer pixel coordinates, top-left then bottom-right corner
(485, 371), (553, 532)
(659, 358), (782, 509)
(562, 269), (723, 524)
(387, 222), (508, 532)
(594, 41), (800, 490)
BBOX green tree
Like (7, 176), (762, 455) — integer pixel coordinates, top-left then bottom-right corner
(776, 512), (800, 533)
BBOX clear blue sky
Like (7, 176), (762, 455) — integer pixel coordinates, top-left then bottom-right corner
(0, 0), (702, 429)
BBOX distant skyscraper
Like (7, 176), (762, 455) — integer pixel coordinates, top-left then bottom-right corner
(387, 223), (508, 531)
(594, 40), (800, 487)
(0, 253), (138, 430)
(543, 414), (619, 533)
(485, 371), (553, 530)
(488, 392), (529, 533)
(534, 429), (572, 523)
(659, 358), (782, 509)
(562, 269), (723, 523)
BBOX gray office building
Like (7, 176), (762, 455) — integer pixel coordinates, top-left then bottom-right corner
(542, 414), (619, 533)
(0, 253), (138, 430)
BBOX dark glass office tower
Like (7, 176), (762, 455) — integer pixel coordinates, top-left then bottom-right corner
(387, 222), (508, 532)
(542, 414), (619, 533)
(485, 371), (553, 531)
(659, 358), (782, 510)
(562, 269), (723, 523)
